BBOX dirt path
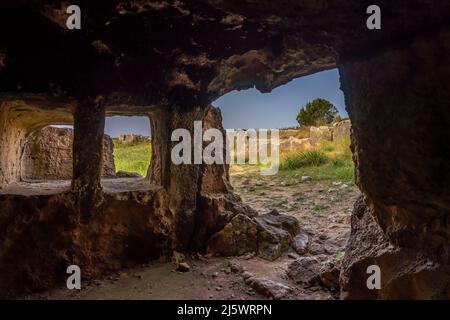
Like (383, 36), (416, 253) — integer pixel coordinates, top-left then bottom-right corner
(36, 166), (361, 300)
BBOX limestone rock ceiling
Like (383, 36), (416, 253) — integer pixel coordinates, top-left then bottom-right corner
(0, 1), (450, 106)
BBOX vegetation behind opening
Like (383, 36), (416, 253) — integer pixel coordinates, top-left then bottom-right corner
(279, 137), (354, 183)
(113, 140), (152, 177)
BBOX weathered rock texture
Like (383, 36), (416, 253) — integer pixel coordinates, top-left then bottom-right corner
(207, 210), (301, 261)
(339, 28), (450, 299)
(287, 255), (328, 286)
(22, 126), (115, 180)
(341, 196), (449, 299)
(0, 0), (449, 299)
(0, 98), (73, 186)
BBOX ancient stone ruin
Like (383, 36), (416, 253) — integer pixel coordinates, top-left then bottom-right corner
(309, 120), (351, 146)
(0, 1), (449, 299)
(116, 134), (150, 144)
(232, 120), (351, 157)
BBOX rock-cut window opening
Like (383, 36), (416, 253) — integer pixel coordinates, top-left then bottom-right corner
(7, 114), (154, 195)
(104, 115), (152, 180)
(20, 124), (117, 182)
(21, 125), (72, 181)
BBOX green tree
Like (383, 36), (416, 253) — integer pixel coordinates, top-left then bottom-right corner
(296, 98), (339, 127)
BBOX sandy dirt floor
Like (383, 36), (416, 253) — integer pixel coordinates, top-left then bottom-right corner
(33, 165), (361, 300)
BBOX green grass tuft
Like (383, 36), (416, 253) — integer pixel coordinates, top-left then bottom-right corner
(279, 136), (355, 183)
(113, 140), (152, 177)
(280, 150), (328, 170)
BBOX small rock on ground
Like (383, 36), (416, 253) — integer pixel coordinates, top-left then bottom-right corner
(229, 260), (244, 273)
(287, 255), (329, 285)
(247, 277), (293, 299)
(177, 262), (191, 272)
(292, 232), (309, 255)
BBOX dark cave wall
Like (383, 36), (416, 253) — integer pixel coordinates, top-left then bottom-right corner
(339, 28), (450, 299)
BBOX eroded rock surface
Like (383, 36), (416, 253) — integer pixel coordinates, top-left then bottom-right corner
(207, 214), (259, 257)
(255, 210), (300, 261)
(22, 126), (115, 180)
(340, 196), (450, 299)
(287, 255), (328, 286)
(339, 28), (450, 299)
(207, 210), (301, 261)
(318, 258), (341, 291)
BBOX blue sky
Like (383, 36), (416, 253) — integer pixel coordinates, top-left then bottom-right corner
(213, 68), (347, 129)
(64, 68), (346, 137)
(105, 116), (151, 137)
